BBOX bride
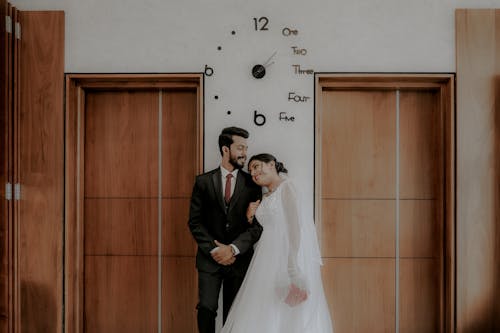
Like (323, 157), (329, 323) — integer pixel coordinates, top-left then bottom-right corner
(221, 153), (333, 333)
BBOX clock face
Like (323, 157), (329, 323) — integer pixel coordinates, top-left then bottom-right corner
(204, 16), (314, 128)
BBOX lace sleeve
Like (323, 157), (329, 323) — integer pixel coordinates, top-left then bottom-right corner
(281, 180), (307, 290)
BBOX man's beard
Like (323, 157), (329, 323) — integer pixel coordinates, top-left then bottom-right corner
(229, 154), (245, 169)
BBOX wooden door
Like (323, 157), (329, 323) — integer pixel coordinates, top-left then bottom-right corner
(0, 8), (65, 333)
(1, 7), (65, 333)
(65, 75), (202, 333)
(15, 11), (64, 333)
(316, 75), (454, 333)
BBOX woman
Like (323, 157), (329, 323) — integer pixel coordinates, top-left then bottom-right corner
(221, 154), (333, 333)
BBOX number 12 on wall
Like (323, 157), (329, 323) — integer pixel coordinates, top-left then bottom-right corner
(253, 17), (269, 31)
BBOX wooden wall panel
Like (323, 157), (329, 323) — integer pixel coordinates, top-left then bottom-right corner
(322, 258), (395, 333)
(399, 200), (436, 258)
(84, 90), (159, 198)
(162, 89), (198, 197)
(17, 11), (64, 333)
(84, 256), (158, 333)
(456, 9), (500, 333)
(320, 199), (395, 258)
(162, 199), (195, 256)
(399, 90), (442, 260)
(399, 259), (440, 333)
(162, 257), (197, 333)
(399, 91), (441, 199)
(84, 199), (158, 255)
(321, 90), (396, 199)
(161, 89), (198, 332)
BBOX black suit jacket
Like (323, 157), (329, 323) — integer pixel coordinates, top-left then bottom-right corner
(188, 167), (263, 273)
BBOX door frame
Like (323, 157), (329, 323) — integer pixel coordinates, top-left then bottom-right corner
(314, 73), (455, 333)
(64, 73), (204, 333)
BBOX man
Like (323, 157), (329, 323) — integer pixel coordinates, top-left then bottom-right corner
(188, 126), (263, 333)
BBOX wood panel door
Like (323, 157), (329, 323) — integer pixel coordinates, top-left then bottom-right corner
(316, 75), (454, 333)
(1, 7), (65, 333)
(15, 11), (64, 333)
(0, 8), (65, 333)
(66, 75), (202, 333)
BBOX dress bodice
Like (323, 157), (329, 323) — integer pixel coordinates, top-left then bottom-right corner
(255, 179), (288, 227)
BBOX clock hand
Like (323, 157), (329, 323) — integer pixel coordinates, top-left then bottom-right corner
(252, 51), (276, 79)
(262, 50), (277, 68)
(264, 61), (275, 68)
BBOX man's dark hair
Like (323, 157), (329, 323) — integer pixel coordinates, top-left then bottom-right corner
(218, 126), (249, 155)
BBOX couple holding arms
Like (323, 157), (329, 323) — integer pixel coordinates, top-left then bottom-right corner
(188, 127), (332, 333)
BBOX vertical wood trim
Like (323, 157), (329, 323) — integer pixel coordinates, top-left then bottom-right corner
(12, 7), (19, 332)
(0, 1), (9, 332)
(157, 90), (163, 332)
(64, 77), (77, 333)
(496, 11), (500, 327)
(314, 75), (323, 247)
(456, 9), (500, 333)
(6, 4), (13, 332)
(442, 77), (456, 333)
(65, 81), (86, 333)
(197, 79), (204, 173)
(395, 90), (400, 333)
(76, 87), (85, 333)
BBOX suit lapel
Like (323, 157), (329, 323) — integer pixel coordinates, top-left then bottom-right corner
(211, 169), (226, 213)
(228, 171), (246, 212)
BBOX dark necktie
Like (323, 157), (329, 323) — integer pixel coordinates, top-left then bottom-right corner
(224, 173), (233, 204)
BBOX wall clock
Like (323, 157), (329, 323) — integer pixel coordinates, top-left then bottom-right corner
(204, 16), (314, 127)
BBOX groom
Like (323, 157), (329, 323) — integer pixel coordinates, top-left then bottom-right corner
(188, 126), (263, 333)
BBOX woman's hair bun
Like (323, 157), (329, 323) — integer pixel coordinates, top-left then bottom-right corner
(248, 153), (289, 174)
(275, 161), (288, 174)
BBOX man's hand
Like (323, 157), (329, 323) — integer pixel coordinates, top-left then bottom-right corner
(211, 240), (235, 265)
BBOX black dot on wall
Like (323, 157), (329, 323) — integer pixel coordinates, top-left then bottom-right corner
(214, 95), (219, 100)
(217, 46), (222, 51)
(231, 30), (236, 35)
(227, 110), (231, 115)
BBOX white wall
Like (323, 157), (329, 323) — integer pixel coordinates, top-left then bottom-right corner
(13, 0), (500, 218)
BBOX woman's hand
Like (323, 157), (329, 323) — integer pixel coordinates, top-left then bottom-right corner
(284, 283), (308, 307)
(246, 200), (260, 224)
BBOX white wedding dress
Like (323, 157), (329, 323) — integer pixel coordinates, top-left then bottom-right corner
(221, 177), (333, 333)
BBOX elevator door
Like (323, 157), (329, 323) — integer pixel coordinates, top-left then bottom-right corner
(317, 76), (454, 333)
(66, 76), (202, 333)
